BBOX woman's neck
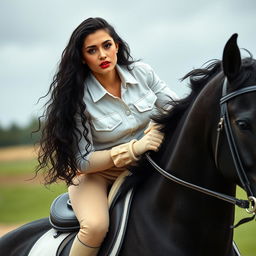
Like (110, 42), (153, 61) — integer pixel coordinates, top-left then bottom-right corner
(93, 68), (121, 98)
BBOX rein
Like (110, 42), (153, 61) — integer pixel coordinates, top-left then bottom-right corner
(146, 153), (250, 209)
(146, 78), (256, 225)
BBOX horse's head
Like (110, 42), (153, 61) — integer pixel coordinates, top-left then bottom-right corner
(220, 34), (256, 202)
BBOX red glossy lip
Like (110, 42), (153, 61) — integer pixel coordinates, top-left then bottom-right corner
(100, 61), (111, 68)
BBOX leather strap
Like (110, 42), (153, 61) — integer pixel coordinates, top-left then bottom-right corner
(146, 153), (249, 209)
(220, 79), (256, 197)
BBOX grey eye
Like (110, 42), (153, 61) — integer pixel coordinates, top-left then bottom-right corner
(235, 120), (250, 130)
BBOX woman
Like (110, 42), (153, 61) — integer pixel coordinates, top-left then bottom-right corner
(37, 17), (177, 256)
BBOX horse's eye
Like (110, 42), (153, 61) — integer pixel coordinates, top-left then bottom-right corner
(235, 120), (250, 130)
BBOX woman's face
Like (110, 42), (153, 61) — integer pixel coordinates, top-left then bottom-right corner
(82, 29), (119, 77)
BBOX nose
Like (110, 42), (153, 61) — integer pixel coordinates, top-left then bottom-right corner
(98, 48), (107, 60)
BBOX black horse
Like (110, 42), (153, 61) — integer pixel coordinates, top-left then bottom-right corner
(1, 34), (256, 256)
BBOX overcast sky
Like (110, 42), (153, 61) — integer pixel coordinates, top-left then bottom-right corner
(1, 0), (256, 128)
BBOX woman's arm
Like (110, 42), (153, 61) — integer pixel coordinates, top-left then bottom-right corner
(76, 121), (163, 174)
(146, 63), (179, 111)
(79, 140), (137, 174)
(75, 114), (138, 173)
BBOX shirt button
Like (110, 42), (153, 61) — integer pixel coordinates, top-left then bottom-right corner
(126, 110), (131, 116)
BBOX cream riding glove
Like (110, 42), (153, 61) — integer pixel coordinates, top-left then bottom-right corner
(143, 120), (163, 134)
(132, 129), (164, 157)
(111, 125), (164, 167)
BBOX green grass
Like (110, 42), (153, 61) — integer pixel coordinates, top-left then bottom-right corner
(0, 159), (38, 175)
(0, 183), (66, 224)
(0, 159), (66, 224)
(234, 221), (255, 256)
(233, 188), (256, 256)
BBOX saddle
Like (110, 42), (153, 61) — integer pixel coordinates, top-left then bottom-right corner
(49, 171), (135, 256)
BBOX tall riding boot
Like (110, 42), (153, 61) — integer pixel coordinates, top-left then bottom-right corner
(69, 235), (100, 256)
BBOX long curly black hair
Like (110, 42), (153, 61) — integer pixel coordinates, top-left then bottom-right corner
(37, 17), (135, 186)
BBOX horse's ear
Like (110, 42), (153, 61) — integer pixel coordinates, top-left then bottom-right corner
(222, 33), (241, 82)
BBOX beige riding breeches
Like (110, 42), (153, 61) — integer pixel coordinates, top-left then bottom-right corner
(68, 167), (126, 247)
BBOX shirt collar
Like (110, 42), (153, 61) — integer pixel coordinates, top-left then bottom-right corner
(116, 64), (138, 87)
(86, 64), (138, 103)
(86, 74), (107, 103)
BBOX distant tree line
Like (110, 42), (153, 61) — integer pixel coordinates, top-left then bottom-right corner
(0, 118), (42, 147)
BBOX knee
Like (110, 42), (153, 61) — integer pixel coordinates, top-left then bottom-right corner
(79, 218), (109, 245)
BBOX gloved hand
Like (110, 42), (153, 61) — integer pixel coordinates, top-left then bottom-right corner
(143, 121), (163, 134)
(132, 128), (164, 156)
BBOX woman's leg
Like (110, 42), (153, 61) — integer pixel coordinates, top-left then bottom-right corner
(68, 173), (110, 256)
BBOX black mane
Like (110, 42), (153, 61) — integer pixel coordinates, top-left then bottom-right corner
(231, 56), (256, 88)
(154, 53), (256, 134)
(153, 59), (222, 133)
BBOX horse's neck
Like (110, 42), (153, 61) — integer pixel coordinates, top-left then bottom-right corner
(161, 78), (231, 186)
(160, 82), (224, 188)
(152, 83), (236, 250)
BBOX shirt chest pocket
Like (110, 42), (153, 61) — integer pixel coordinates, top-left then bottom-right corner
(91, 112), (122, 132)
(134, 91), (157, 112)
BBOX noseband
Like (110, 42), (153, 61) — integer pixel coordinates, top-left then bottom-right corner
(146, 77), (256, 220)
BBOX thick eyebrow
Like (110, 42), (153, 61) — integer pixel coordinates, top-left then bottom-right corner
(85, 39), (112, 49)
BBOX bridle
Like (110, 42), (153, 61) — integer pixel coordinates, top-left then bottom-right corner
(216, 78), (256, 199)
(146, 77), (256, 221)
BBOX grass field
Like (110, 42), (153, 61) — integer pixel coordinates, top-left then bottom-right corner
(0, 146), (255, 255)
(234, 188), (256, 255)
(0, 159), (38, 176)
(0, 184), (66, 223)
(0, 157), (67, 224)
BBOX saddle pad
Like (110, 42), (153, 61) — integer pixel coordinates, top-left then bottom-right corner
(28, 229), (71, 256)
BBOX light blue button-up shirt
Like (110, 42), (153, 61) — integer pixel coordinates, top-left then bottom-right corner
(76, 62), (178, 171)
